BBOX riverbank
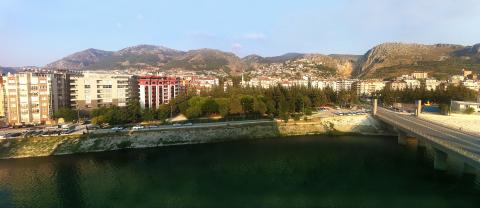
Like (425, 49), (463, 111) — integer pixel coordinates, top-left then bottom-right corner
(0, 115), (391, 159)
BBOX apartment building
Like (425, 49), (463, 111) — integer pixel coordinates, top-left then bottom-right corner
(386, 80), (407, 91)
(0, 75), (5, 118)
(336, 79), (358, 91)
(70, 72), (137, 109)
(411, 72), (429, 79)
(138, 76), (183, 109)
(353, 80), (385, 96)
(424, 79), (440, 91)
(462, 80), (479, 92)
(404, 79), (421, 89)
(3, 71), (68, 125)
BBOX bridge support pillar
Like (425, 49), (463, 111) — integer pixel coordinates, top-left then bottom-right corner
(463, 164), (477, 176)
(417, 138), (426, 148)
(415, 100), (422, 117)
(475, 171), (480, 190)
(433, 148), (448, 171)
(397, 131), (407, 145)
(373, 99), (378, 116)
(446, 155), (464, 176)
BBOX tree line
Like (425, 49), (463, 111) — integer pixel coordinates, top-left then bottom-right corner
(55, 85), (360, 125)
(55, 83), (478, 125)
(375, 84), (477, 105)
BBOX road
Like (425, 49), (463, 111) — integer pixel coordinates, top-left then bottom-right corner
(376, 107), (480, 155)
(92, 119), (275, 134)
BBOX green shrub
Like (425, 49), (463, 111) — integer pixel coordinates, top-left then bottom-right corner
(116, 140), (132, 149)
(464, 107), (475, 114)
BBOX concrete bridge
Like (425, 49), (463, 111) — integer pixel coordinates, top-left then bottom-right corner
(373, 101), (480, 185)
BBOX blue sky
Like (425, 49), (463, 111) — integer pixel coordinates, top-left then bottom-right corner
(1, 0), (480, 66)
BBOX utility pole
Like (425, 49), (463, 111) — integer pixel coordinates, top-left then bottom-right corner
(77, 108), (80, 124)
(170, 104), (173, 121)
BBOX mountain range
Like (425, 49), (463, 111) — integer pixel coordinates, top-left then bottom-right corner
(45, 42), (480, 79)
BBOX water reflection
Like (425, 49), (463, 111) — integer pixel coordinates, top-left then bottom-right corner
(55, 161), (84, 208)
(0, 135), (478, 208)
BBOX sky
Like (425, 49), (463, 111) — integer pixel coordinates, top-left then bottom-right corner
(1, 0), (480, 67)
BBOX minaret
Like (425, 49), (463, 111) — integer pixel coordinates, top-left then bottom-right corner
(241, 73), (244, 86)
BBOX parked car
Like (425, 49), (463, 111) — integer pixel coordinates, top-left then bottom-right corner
(183, 123), (193, 126)
(132, 126), (144, 130)
(172, 123), (182, 127)
(111, 127), (124, 131)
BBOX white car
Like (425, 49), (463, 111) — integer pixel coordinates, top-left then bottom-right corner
(132, 126), (144, 130)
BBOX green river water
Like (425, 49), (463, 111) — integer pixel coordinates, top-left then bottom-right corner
(0, 135), (478, 208)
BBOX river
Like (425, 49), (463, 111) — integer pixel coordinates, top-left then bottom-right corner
(0, 135), (479, 208)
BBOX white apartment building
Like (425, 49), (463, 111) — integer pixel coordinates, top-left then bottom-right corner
(336, 79), (358, 91)
(404, 79), (421, 89)
(138, 76), (182, 109)
(4, 72), (67, 125)
(424, 79), (439, 91)
(70, 72), (137, 109)
(450, 75), (465, 85)
(353, 80), (386, 96)
(310, 80), (327, 89)
(462, 80), (479, 92)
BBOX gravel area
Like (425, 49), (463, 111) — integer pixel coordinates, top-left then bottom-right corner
(420, 113), (480, 135)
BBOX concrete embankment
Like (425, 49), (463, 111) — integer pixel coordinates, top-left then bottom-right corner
(0, 115), (391, 159)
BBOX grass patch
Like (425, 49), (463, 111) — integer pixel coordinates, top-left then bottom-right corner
(116, 140), (132, 149)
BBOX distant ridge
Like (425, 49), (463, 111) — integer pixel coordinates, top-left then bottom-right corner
(45, 42), (480, 79)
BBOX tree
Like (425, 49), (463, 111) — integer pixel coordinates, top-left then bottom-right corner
(157, 104), (171, 121)
(142, 108), (156, 121)
(215, 98), (230, 117)
(185, 96), (207, 118)
(240, 95), (254, 114)
(126, 99), (142, 123)
(229, 96), (243, 115)
(201, 98), (219, 115)
(91, 115), (106, 125)
(53, 107), (78, 122)
(253, 96), (267, 115)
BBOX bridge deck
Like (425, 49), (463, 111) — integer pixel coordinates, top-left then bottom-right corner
(376, 107), (480, 167)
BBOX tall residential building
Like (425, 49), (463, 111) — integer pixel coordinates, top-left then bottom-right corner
(4, 71), (68, 125)
(70, 72), (138, 109)
(0, 75), (5, 118)
(138, 76), (183, 109)
(353, 80), (385, 96)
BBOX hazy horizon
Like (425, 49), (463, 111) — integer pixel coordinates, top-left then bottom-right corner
(1, 0), (480, 67)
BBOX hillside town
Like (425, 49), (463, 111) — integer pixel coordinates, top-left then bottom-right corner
(0, 67), (479, 127)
